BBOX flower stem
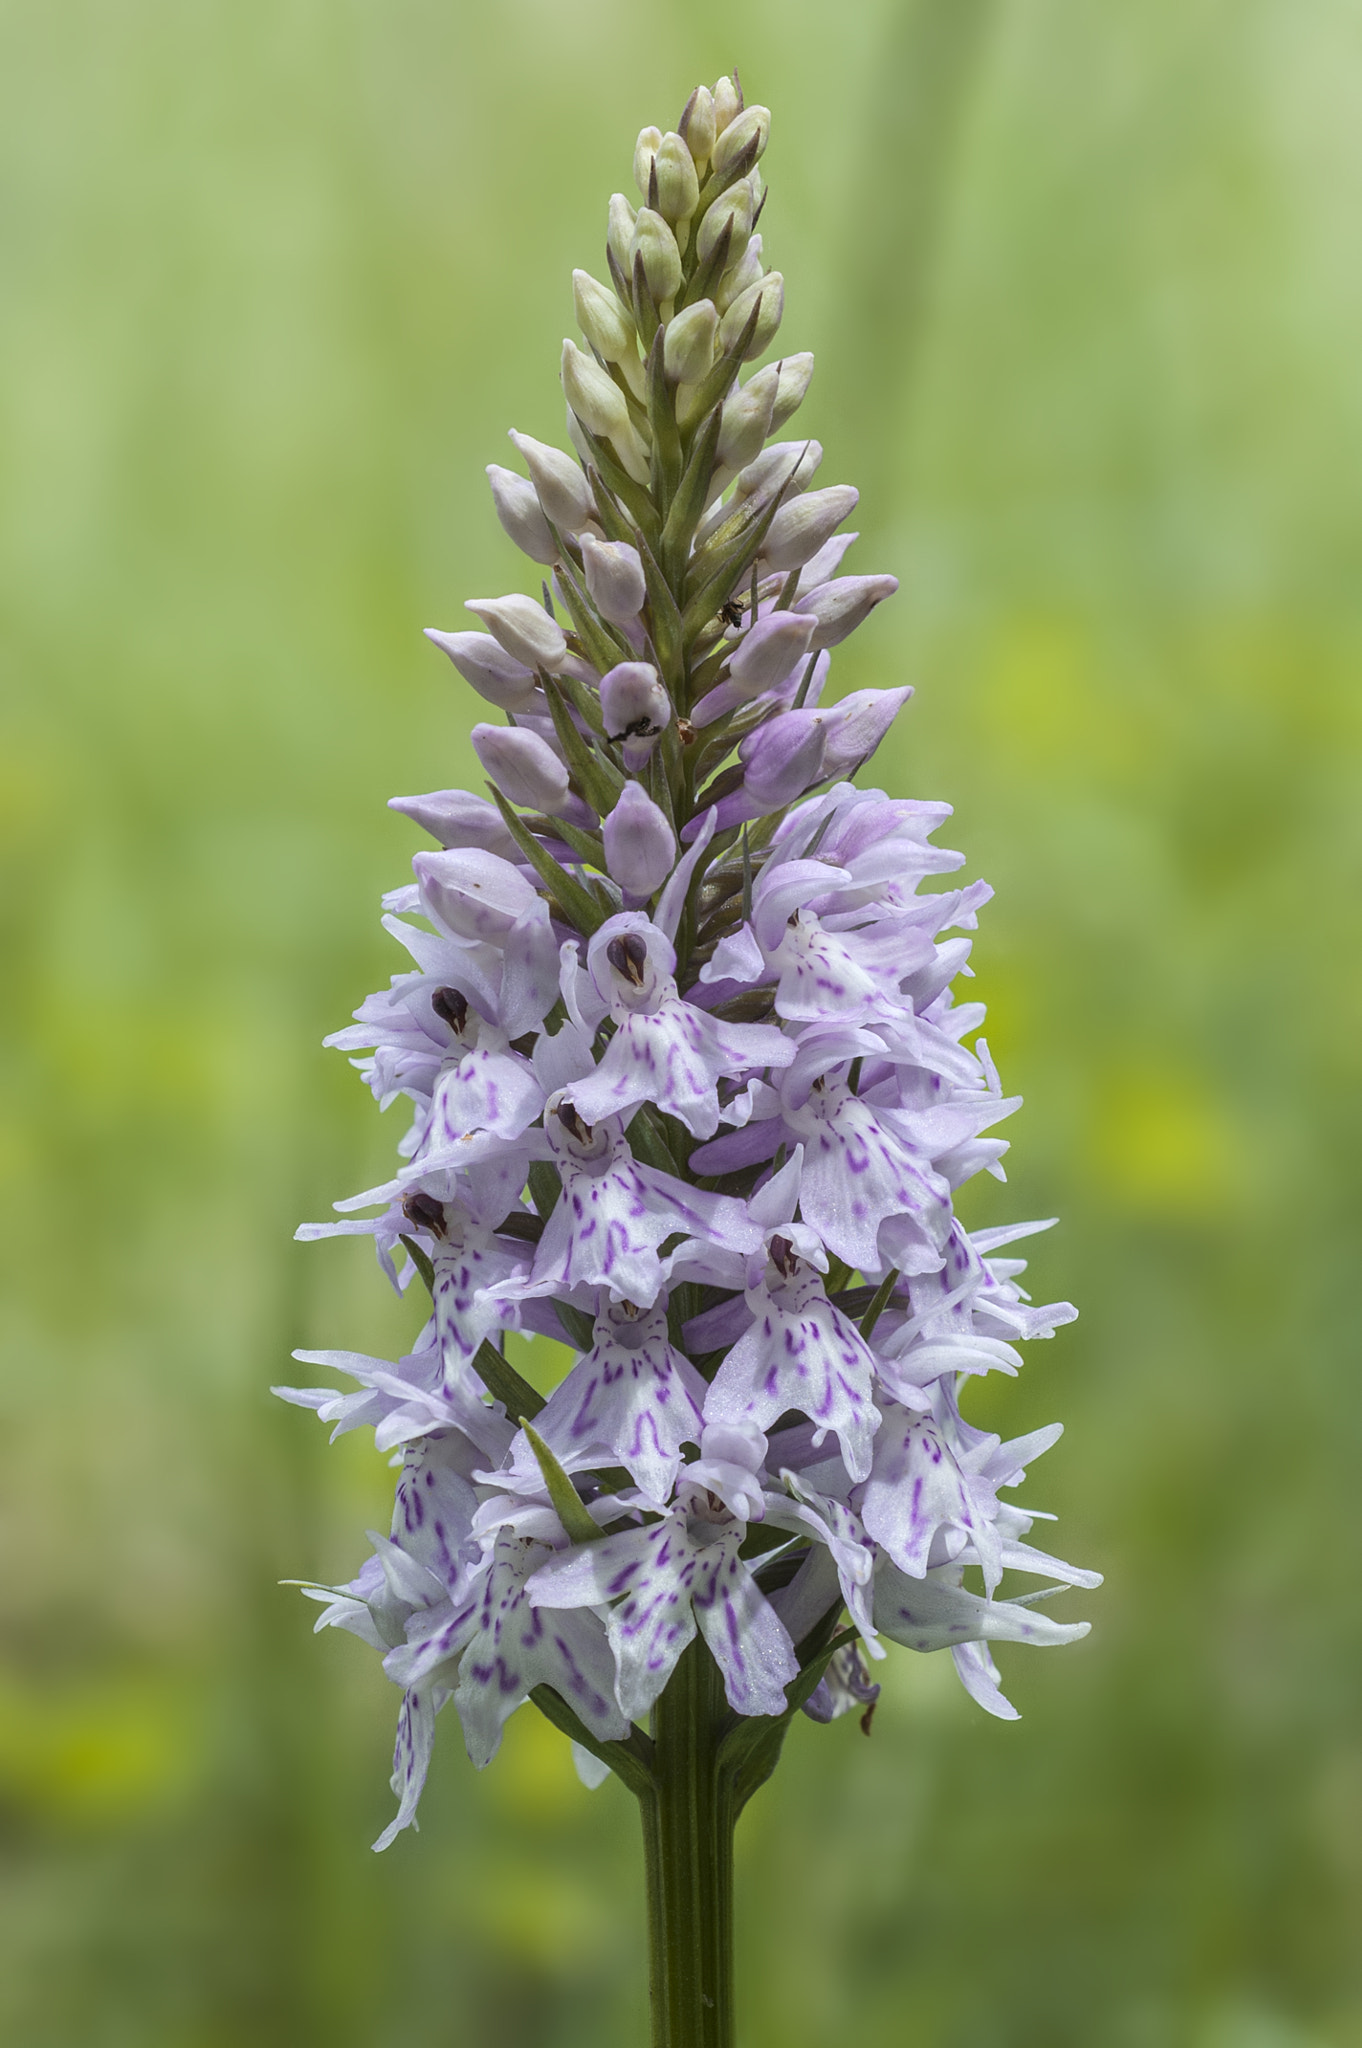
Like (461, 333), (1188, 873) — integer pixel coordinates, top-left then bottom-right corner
(640, 1637), (736, 2048)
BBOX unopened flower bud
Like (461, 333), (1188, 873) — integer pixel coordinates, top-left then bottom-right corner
(581, 533), (646, 624)
(712, 104), (770, 178)
(414, 848), (539, 942)
(663, 298), (718, 385)
(472, 722), (580, 819)
(793, 573), (899, 650)
(607, 193), (637, 279)
(464, 593), (568, 672)
(633, 126), (664, 201)
(743, 352), (814, 433)
(696, 179), (754, 267)
(680, 85), (716, 166)
(653, 132), (699, 225)
(718, 272), (784, 360)
(733, 438), (823, 506)
(388, 788), (519, 857)
(600, 661), (670, 744)
(424, 628), (540, 711)
(727, 610), (818, 695)
(819, 687), (913, 779)
(717, 375), (776, 472)
(630, 208), (682, 304)
(507, 429), (595, 533)
(716, 236), (763, 314)
(761, 485), (859, 572)
(573, 268), (637, 366)
(738, 706), (828, 809)
(712, 74), (742, 138)
(560, 340), (651, 483)
(486, 465), (557, 564)
(603, 781), (676, 897)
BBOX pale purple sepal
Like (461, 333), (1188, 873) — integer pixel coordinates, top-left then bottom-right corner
(872, 1559), (1090, 1719)
(388, 789), (520, 858)
(792, 573), (898, 650)
(658, 806), (717, 921)
(602, 782), (676, 899)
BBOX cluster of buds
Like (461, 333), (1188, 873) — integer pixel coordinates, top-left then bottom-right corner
(280, 74), (1096, 1851)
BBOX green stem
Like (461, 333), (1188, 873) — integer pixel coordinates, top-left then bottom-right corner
(639, 1638), (736, 2048)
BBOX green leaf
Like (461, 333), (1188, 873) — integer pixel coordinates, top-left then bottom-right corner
(528, 1685), (656, 1800)
(525, 807), (607, 872)
(541, 676), (627, 817)
(552, 545), (632, 677)
(659, 405), (722, 587)
(399, 1233), (435, 1297)
(860, 1266), (900, 1338)
(553, 665), (608, 738)
(680, 489), (787, 651)
(675, 211), (733, 312)
(569, 417), (659, 544)
(471, 1339), (544, 1425)
(527, 1159), (562, 1221)
(489, 786), (607, 937)
(644, 328), (683, 506)
(719, 1620), (858, 1815)
(674, 296), (760, 432)
(553, 1299), (596, 1351)
(523, 1420), (605, 1545)
(584, 465), (639, 548)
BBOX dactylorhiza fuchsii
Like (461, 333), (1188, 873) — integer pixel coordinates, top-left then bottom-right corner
(277, 72), (1097, 2048)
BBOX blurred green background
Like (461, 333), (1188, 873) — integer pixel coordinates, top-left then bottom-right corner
(3, 2), (1360, 2043)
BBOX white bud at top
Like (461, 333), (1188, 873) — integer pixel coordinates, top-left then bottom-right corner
(573, 269), (636, 365)
(718, 272), (784, 360)
(733, 439), (824, 506)
(716, 235), (763, 314)
(631, 208), (682, 304)
(633, 126), (664, 202)
(472, 723), (580, 820)
(680, 85), (717, 166)
(696, 179), (754, 267)
(726, 610), (818, 695)
(743, 353), (815, 434)
(711, 104), (770, 178)
(600, 661), (670, 744)
(486, 465), (557, 565)
(603, 781), (676, 899)
(507, 429), (595, 534)
(717, 375), (777, 473)
(560, 340), (651, 483)
(424, 628), (540, 713)
(653, 132), (699, 226)
(712, 74), (742, 138)
(607, 193), (637, 279)
(761, 485), (860, 573)
(582, 533), (647, 624)
(464, 593), (567, 673)
(663, 298), (718, 385)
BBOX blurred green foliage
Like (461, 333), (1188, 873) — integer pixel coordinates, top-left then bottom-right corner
(2, 2), (1360, 2043)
